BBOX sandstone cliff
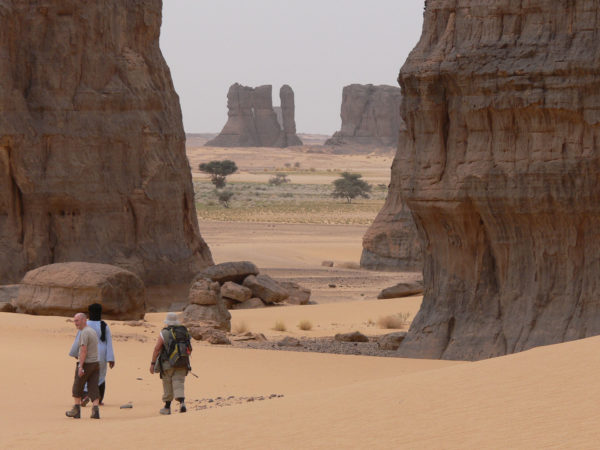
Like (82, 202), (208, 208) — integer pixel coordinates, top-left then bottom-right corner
(0, 0), (213, 285)
(326, 84), (404, 147)
(360, 150), (423, 271)
(397, 0), (600, 360)
(207, 84), (302, 147)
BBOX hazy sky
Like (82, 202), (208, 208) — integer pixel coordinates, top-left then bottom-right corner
(160, 1), (425, 135)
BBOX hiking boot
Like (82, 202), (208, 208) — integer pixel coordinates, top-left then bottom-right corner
(81, 396), (90, 407)
(65, 404), (81, 419)
(159, 407), (171, 415)
(91, 405), (100, 419)
(180, 404), (187, 413)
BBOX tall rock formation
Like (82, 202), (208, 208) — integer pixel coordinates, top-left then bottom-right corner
(326, 84), (404, 147)
(0, 0), (213, 286)
(207, 84), (302, 147)
(277, 85), (303, 147)
(397, 0), (600, 360)
(360, 151), (423, 271)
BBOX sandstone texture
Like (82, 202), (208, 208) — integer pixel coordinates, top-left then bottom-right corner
(206, 84), (302, 147)
(397, 0), (600, 360)
(360, 154), (423, 271)
(326, 84), (404, 147)
(0, 0), (212, 286)
(15, 262), (145, 319)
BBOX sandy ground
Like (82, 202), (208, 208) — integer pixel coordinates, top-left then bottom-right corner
(4, 309), (600, 449)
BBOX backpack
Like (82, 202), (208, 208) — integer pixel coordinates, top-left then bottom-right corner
(161, 325), (192, 369)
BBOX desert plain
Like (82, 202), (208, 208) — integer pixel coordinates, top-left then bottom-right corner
(3, 142), (600, 449)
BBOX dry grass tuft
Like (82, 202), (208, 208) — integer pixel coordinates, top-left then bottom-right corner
(377, 312), (411, 329)
(272, 320), (287, 332)
(297, 320), (313, 331)
(233, 321), (249, 334)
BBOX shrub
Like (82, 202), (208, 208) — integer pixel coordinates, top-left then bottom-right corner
(297, 320), (313, 331)
(377, 312), (411, 329)
(331, 172), (372, 204)
(294, 162), (301, 168)
(272, 321), (287, 332)
(217, 190), (234, 208)
(269, 173), (290, 186)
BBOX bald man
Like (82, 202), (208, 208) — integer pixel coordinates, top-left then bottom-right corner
(66, 312), (101, 419)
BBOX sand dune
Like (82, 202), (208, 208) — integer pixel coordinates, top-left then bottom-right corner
(4, 305), (600, 448)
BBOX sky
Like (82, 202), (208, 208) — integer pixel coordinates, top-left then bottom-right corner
(159, 1), (425, 135)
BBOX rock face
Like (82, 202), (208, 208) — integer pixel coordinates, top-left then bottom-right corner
(277, 85), (303, 147)
(15, 262), (145, 319)
(360, 153), (423, 271)
(326, 84), (404, 147)
(396, 0), (600, 360)
(206, 84), (302, 147)
(0, 1), (212, 286)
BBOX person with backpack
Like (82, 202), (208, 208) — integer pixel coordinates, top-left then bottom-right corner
(149, 312), (192, 415)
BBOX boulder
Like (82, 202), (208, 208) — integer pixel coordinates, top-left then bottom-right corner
(0, 1), (213, 286)
(279, 281), (311, 305)
(326, 84), (404, 148)
(188, 323), (231, 345)
(334, 331), (369, 343)
(377, 280), (424, 299)
(243, 275), (289, 304)
(397, 0), (600, 360)
(196, 261), (259, 284)
(221, 281), (252, 302)
(15, 262), (145, 319)
(188, 278), (220, 305)
(233, 331), (268, 342)
(377, 332), (407, 350)
(231, 298), (266, 310)
(182, 303), (231, 332)
(321, 261), (334, 267)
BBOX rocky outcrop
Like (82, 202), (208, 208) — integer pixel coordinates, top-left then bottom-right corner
(15, 263), (145, 319)
(277, 85), (303, 147)
(396, 0), (600, 361)
(0, 1), (212, 286)
(361, 152), (423, 271)
(206, 84), (302, 147)
(326, 84), (404, 147)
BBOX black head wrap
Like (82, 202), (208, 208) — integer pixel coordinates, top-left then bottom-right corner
(88, 303), (107, 341)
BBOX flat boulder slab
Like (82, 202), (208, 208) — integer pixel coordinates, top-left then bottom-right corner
(243, 274), (289, 304)
(195, 261), (258, 284)
(221, 281), (252, 302)
(189, 278), (221, 306)
(279, 281), (311, 305)
(16, 262), (145, 319)
(182, 303), (231, 332)
(277, 336), (301, 347)
(231, 298), (265, 310)
(377, 332), (407, 350)
(377, 280), (424, 299)
(334, 331), (369, 343)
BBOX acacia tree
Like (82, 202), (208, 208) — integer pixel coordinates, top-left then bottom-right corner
(331, 172), (372, 203)
(199, 160), (238, 188)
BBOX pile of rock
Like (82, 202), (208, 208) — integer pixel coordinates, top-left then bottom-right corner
(180, 261), (311, 344)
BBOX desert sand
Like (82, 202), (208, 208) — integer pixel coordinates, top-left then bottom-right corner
(4, 145), (600, 448)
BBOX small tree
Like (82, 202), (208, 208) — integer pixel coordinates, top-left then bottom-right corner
(268, 173), (290, 186)
(331, 172), (372, 203)
(199, 160), (238, 188)
(217, 190), (234, 208)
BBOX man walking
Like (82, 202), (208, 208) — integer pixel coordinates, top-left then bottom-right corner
(66, 312), (101, 419)
(149, 312), (192, 415)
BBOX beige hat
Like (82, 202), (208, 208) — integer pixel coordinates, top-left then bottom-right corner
(164, 312), (181, 326)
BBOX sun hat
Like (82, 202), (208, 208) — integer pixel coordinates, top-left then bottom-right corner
(164, 312), (181, 326)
